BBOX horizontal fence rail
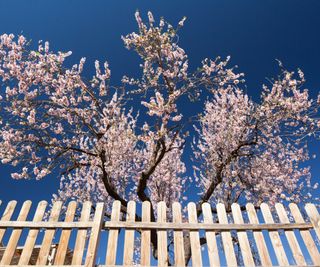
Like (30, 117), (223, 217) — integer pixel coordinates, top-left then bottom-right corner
(0, 200), (319, 266)
(0, 221), (314, 230)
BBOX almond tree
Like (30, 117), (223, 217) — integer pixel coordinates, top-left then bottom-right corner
(0, 12), (319, 265)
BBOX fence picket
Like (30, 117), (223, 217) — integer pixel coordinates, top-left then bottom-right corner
(231, 203), (255, 267)
(157, 201), (167, 267)
(275, 203), (306, 266)
(106, 200), (121, 265)
(260, 203), (289, 266)
(85, 202), (105, 267)
(72, 201), (92, 265)
(0, 200), (32, 265)
(141, 201), (151, 266)
(0, 200), (319, 267)
(123, 201), (136, 266)
(305, 203), (320, 241)
(202, 202), (219, 267)
(216, 203), (237, 267)
(0, 200), (17, 244)
(54, 201), (77, 265)
(245, 203), (272, 266)
(187, 202), (202, 266)
(172, 202), (185, 267)
(19, 201), (47, 265)
(36, 201), (62, 265)
(289, 203), (320, 265)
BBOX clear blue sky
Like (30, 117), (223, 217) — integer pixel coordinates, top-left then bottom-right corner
(0, 0), (320, 204)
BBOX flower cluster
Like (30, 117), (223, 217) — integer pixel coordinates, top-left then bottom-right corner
(194, 69), (319, 206)
(0, 12), (319, 216)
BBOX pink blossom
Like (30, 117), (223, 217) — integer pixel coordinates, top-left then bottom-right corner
(0, 13), (318, 232)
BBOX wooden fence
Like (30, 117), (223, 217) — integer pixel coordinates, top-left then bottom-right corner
(0, 200), (319, 266)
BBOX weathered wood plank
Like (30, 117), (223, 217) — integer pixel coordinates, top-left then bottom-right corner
(37, 201), (63, 265)
(216, 203), (237, 267)
(0, 220), (312, 230)
(157, 201), (168, 267)
(0, 221), (93, 228)
(85, 202), (105, 267)
(2, 265), (320, 267)
(106, 200), (121, 265)
(187, 202), (202, 266)
(172, 202), (185, 267)
(231, 203), (255, 267)
(0, 200), (17, 244)
(260, 203), (289, 266)
(0, 200), (32, 265)
(102, 221), (312, 230)
(18, 201), (47, 265)
(123, 201), (136, 266)
(101, 221), (310, 230)
(141, 201), (151, 267)
(0, 200), (319, 267)
(54, 201), (77, 265)
(72, 201), (92, 265)
(202, 202), (219, 267)
(305, 203), (320, 241)
(245, 203), (272, 266)
(0, 265), (85, 267)
(275, 203), (306, 266)
(289, 203), (320, 266)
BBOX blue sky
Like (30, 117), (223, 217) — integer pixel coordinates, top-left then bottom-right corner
(0, 0), (320, 204)
(0, 1), (320, 266)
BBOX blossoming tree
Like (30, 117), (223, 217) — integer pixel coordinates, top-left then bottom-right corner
(0, 11), (319, 264)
